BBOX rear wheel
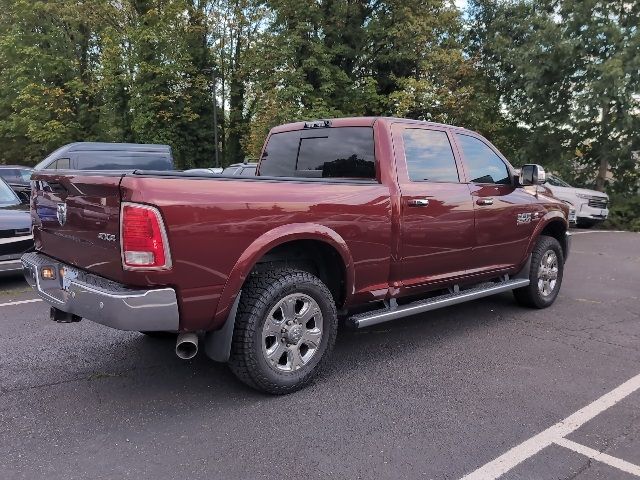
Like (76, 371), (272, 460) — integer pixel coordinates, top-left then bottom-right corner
(513, 235), (564, 308)
(229, 268), (337, 394)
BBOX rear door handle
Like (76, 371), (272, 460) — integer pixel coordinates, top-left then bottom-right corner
(476, 198), (494, 206)
(408, 199), (430, 207)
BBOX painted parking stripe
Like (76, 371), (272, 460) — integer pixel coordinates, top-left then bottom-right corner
(461, 372), (640, 479)
(555, 438), (640, 477)
(0, 298), (43, 308)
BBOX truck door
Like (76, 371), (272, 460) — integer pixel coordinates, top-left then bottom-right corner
(391, 124), (475, 291)
(452, 132), (536, 272)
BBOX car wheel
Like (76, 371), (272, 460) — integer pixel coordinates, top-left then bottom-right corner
(229, 268), (337, 394)
(513, 235), (564, 309)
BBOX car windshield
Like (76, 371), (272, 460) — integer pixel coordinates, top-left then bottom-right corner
(18, 169), (32, 182)
(548, 175), (571, 187)
(0, 178), (20, 206)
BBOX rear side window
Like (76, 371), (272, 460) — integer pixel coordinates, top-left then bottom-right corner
(77, 152), (172, 170)
(259, 127), (376, 180)
(455, 134), (510, 184)
(403, 129), (459, 182)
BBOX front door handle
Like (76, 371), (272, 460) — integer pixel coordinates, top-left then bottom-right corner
(476, 198), (494, 206)
(408, 198), (430, 207)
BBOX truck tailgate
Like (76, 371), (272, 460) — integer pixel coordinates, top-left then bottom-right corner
(31, 172), (124, 281)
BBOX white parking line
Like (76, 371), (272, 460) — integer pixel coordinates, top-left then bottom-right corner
(461, 372), (640, 479)
(555, 438), (640, 476)
(0, 298), (43, 308)
(570, 230), (633, 235)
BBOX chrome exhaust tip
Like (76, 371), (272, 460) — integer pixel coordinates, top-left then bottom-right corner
(175, 332), (198, 360)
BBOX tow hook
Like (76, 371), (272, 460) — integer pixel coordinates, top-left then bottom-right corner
(50, 307), (81, 323)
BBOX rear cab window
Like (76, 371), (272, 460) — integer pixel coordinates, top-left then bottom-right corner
(259, 127), (376, 180)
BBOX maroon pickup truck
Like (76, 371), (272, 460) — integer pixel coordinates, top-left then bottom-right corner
(23, 117), (571, 394)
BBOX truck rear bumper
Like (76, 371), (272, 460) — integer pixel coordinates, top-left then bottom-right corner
(21, 252), (179, 332)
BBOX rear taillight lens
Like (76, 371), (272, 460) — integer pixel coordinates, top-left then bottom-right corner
(120, 203), (171, 270)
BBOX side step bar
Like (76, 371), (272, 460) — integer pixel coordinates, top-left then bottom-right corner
(347, 278), (530, 329)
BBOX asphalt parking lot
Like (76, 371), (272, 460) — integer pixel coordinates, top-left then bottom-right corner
(1, 231), (638, 480)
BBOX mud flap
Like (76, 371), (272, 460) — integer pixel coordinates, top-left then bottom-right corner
(203, 291), (241, 363)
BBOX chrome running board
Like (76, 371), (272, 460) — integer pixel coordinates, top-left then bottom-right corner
(347, 278), (530, 329)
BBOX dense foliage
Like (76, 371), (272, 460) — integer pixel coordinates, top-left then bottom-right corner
(0, 0), (638, 205)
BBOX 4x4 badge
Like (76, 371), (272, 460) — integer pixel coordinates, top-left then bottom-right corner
(56, 203), (67, 226)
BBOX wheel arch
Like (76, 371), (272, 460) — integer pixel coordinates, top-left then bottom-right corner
(211, 224), (354, 329)
(529, 212), (570, 261)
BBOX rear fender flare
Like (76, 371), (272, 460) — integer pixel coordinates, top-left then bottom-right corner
(211, 223), (354, 329)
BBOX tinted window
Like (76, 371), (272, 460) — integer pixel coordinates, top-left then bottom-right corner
(77, 152), (172, 170)
(0, 169), (18, 182)
(456, 134), (510, 184)
(240, 166), (256, 176)
(403, 129), (459, 182)
(222, 166), (241, 175)
(260, 127), (376, 179)
(56, 158), (70, 169)
(0, 179), (19, 206)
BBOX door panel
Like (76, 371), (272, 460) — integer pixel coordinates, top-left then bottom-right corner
(453, 132), (535, 272)
(391, 125), (475, 290)
(469, 184), (536, 272)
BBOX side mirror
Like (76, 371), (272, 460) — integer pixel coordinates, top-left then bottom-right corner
(520, 164), (547, 186)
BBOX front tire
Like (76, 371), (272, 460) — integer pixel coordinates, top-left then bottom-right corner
(229, 268), (337, 394)
(513, 235), (564, 308)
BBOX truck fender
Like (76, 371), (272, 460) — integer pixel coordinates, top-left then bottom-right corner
(211, 223), (355, 331)
(525, 211), (569, 259)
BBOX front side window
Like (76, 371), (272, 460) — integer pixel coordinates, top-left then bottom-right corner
(456, 134), (510, 184)
(260, 127), (376, 180)
(403, 129), (459, 182)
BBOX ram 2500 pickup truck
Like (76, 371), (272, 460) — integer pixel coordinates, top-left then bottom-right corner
(23, 117), (571, 394)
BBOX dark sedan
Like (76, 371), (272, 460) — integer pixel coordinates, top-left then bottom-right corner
(0, 178), (33, 273)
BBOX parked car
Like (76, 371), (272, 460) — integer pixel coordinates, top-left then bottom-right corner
(183, 167), (224, 175)
(34, 142), (174, 171)
(24, 117), (570, 394)
(0, 165), (32, 203)
(222, 162), (257, 176)
(0, 178), (33, 273)
(545, 174), (608, 228)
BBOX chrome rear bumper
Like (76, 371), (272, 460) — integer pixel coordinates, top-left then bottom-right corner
(21, 252), (179, 331)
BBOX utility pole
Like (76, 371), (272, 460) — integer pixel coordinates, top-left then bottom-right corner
(212, 71), (220, 168)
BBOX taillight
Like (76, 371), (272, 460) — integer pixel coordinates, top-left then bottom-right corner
(120, 203), (172, 270)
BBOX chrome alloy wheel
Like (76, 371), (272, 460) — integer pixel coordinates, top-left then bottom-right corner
(537, 250), (559, 297)
(261, 293), (323, 372)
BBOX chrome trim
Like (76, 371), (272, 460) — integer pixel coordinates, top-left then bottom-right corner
(120, 201), (173, 271)
(0, 235), (33, 245)
(0, 259), (23, 273)
(348, 278), (530, 329)
(21, 252), (179, 331)
(564, 231), (572, 261)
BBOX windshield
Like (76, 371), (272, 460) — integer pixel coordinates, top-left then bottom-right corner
(0, 178), (20, 206)
(547, 174), (571, 187)
(18, 169), (33, 182)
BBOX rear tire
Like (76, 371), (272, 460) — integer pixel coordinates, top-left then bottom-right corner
(513, 235), (564, 309)
(228, 268), (337, 394)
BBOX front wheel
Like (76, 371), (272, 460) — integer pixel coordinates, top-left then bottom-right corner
(229, 268), (337, 394)
(513, 235), (565, 308)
